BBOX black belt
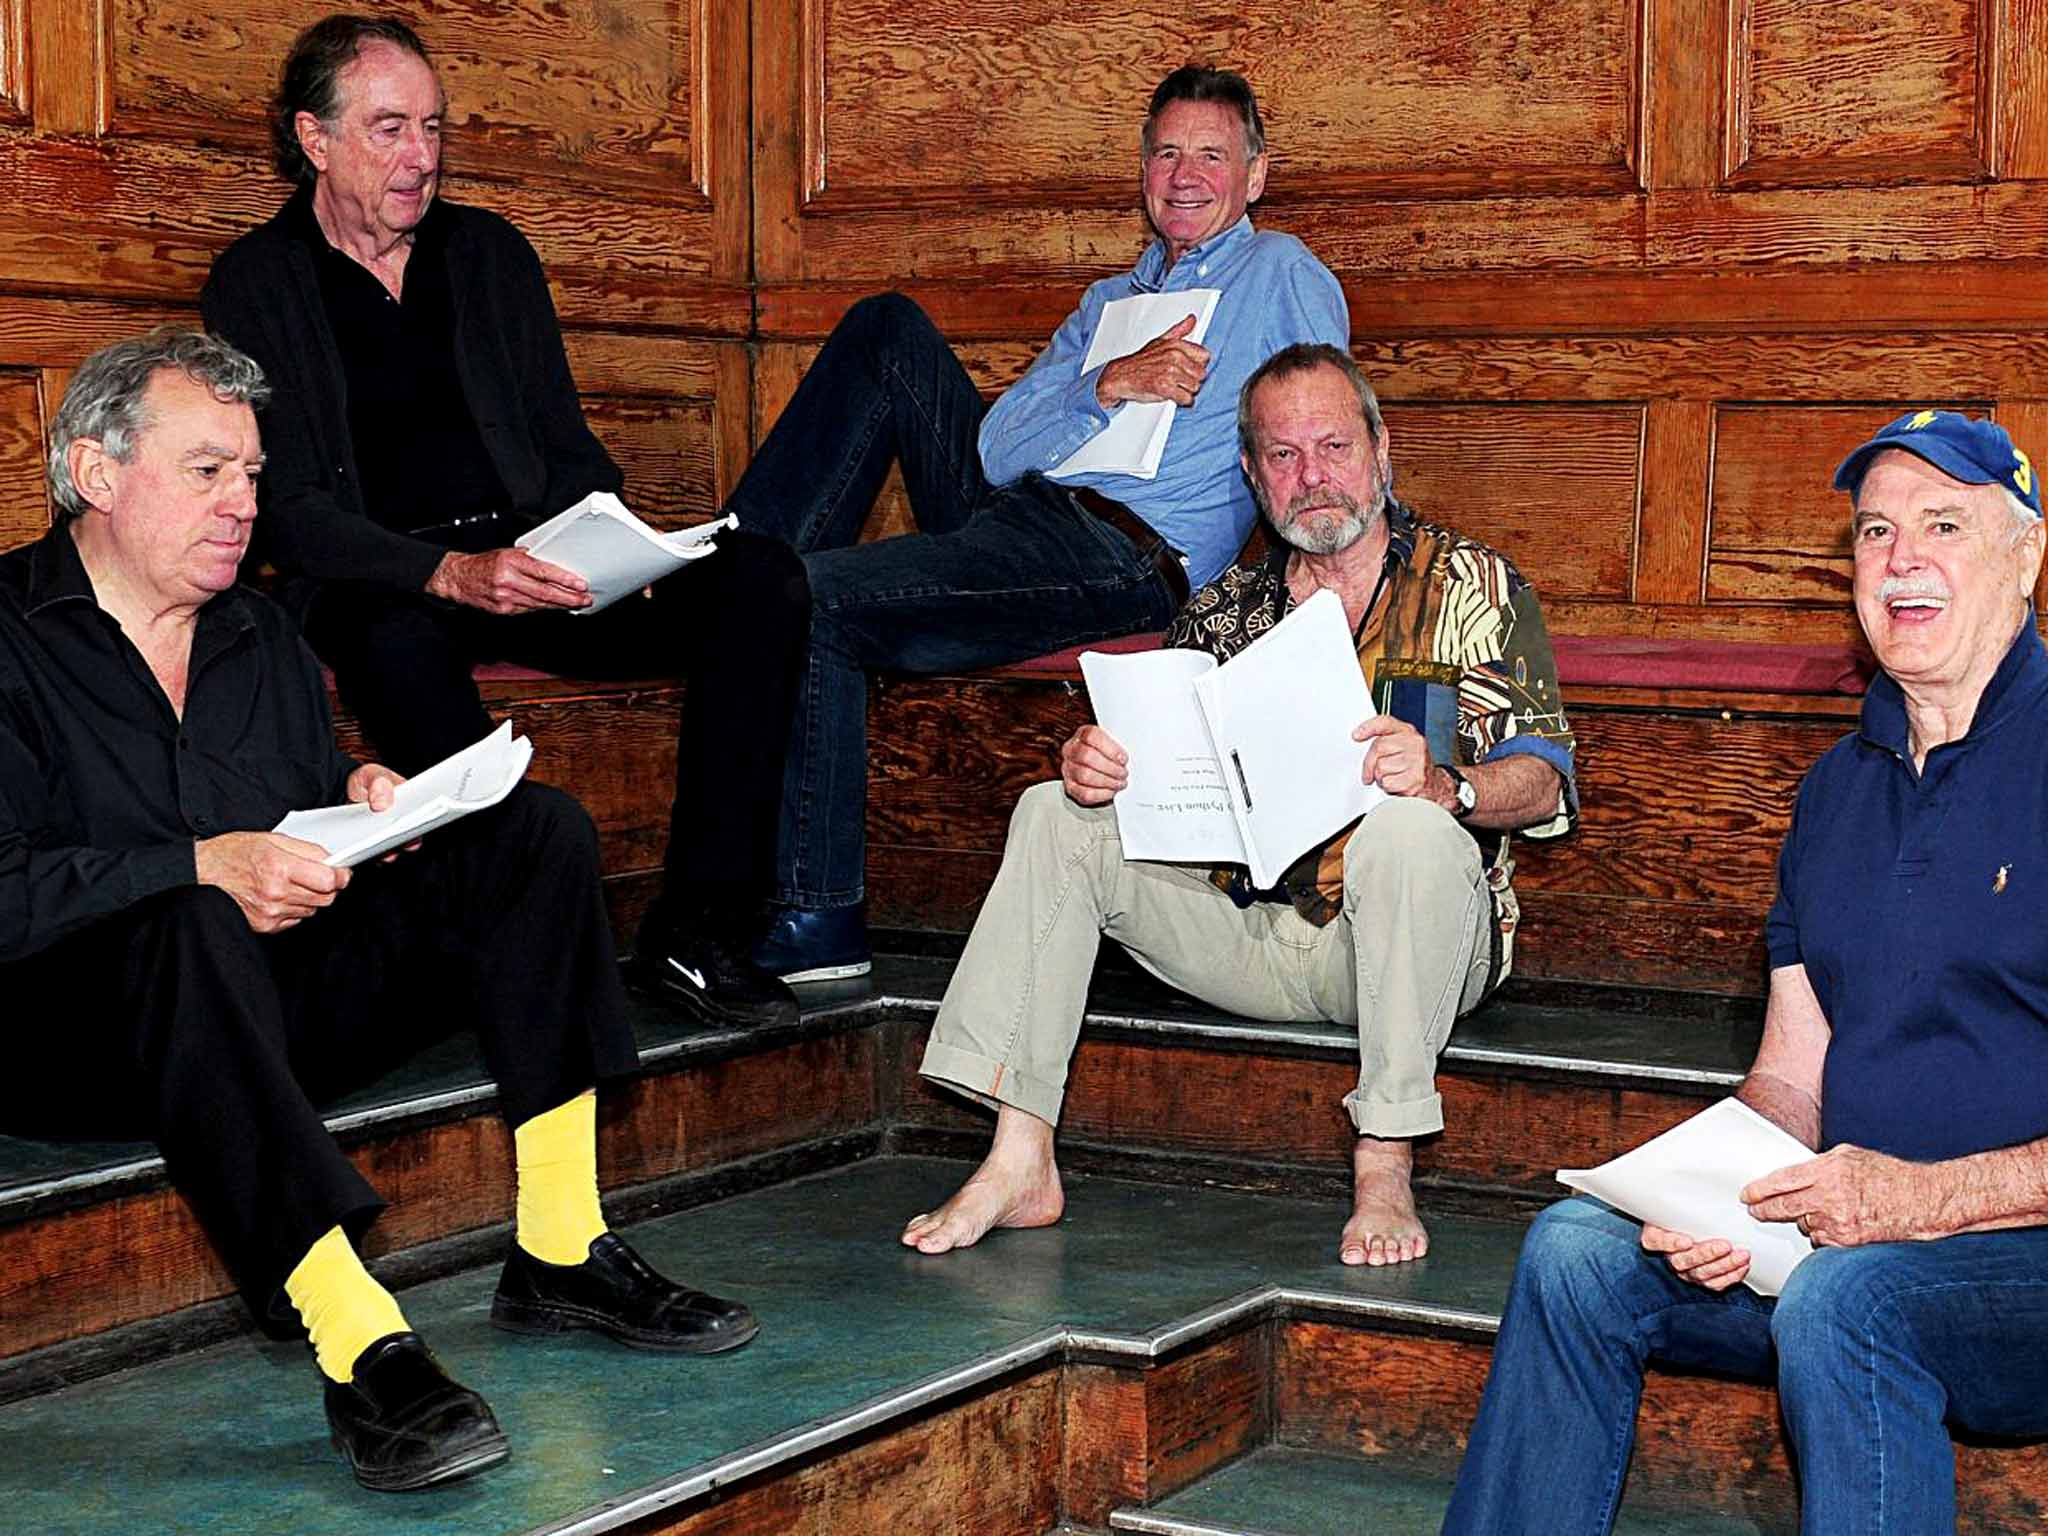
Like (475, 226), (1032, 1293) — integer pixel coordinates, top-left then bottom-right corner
(409, 509), (519, 554)
(1069, 486), (1191, 609)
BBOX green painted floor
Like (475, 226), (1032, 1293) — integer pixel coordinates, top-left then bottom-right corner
(0, 1156), (1529, 1536)
(1132, 1445), (1772, 1535)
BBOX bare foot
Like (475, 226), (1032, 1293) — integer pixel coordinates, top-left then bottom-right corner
(901, 1105), (1065, 1254)
(1339, 1136), (1428, 1267)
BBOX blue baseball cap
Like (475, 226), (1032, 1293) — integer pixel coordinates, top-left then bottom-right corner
(1833, 409), (2041, 517)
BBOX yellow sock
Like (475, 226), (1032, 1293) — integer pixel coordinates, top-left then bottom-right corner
(284, 1225), (410, 1384)
(513, 1089), (607, 1266)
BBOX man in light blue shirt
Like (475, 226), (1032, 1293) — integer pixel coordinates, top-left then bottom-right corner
(715, 66), (1350, 985)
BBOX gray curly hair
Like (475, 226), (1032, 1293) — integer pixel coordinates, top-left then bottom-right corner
(47, 329), (269, 524)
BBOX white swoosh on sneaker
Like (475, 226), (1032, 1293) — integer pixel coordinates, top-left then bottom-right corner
(666, 958), (707, 990)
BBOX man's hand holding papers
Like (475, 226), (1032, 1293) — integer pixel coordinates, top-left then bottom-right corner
(274, 721), (534, 869)
(1558, 1097), (1818, 1297)
(1076, 589), (1384, 886)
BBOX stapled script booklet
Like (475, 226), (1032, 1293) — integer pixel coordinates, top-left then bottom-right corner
(1077, 588), (1385, 888)
(1558, 1097), (1817, 1297)
(272, 721), (534, 869)
(515, 492), (734, 615)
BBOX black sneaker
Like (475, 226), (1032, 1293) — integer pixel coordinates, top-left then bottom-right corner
(634, 919), (800, 1029)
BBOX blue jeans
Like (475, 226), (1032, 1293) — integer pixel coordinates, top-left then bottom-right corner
(1443, 1196), (2048, 1534)
(725, 293), (1184, 909)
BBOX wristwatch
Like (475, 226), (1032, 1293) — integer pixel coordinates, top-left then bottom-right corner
(1440, 764), (1477, 820)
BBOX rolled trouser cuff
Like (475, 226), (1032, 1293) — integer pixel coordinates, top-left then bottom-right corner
(1343, 1087), (1445, 1139)
(919, 1039), (1065, 1126)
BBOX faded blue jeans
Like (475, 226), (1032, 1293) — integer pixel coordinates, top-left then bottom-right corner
(1443, 1196), (2048, 1534)
(725, 293), (1184, 910)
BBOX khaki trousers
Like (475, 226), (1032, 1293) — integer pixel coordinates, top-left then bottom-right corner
(920, 781), (1495, 1139)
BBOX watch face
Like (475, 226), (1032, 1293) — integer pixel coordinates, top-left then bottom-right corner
(1458, 779), (1476, 808)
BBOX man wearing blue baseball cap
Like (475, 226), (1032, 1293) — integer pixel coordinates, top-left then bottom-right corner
(1444, 410), (2048, 1533)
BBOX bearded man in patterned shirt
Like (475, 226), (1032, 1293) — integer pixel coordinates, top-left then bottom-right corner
(899, 343), (1578, 1266)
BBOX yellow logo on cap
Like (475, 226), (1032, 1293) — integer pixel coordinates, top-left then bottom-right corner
(1907, 410), (1939, 430)
(2016, 447), (2034, 497)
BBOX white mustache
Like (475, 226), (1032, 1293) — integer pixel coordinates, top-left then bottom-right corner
(1877, 576), (1950, 603)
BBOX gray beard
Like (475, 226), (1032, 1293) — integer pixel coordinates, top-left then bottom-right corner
(1270, 488), (1382, 555)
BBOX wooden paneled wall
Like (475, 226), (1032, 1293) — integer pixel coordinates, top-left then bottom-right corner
(0, 0), (750, 547)
(8, 3), (2048, 633)
(757, 0), (2048, 641)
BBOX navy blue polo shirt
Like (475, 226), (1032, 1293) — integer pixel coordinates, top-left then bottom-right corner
(1766, 617), (2048, 1163)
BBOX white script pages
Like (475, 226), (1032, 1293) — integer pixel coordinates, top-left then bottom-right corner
(1558, 1096), (1818, 1297)
(1077, 588), (1385, 889)
(273, 721), (534, 868)
(1047, 289), (1222, 481)
(515, 493), (734, 615)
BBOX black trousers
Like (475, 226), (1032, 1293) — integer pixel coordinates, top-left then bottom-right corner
(0, 784), (640, 1318)
(299, 529), (810, 926)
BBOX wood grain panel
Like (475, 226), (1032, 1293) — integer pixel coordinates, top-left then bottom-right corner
(1728, 0), (1989, 186)
(0, 370), (46, 548)
(22, 0), (96, 133)
(807, 0), (1639, 211)
(1646, 0), (1724, 187)
(1706, 402), (1981, 606)
(1278, 1323), (2048, 1528)
(864, 680), (1837, 907)
(102, 0), (717, 205)
(0, 137), (729, 314)
(1145, 1326), (1270, 1496)
(1061, 1364), (1148, 1525)
(896, 1017), (1712, 1188)
(644, 1373), (1061, 1536)
(866, 677), (1086, 851)
(0, 0), (27, 124)
(561, 331), (723, 397)
(1353, 404), (1642, 602)
(766, 176), (2048, 286)
(1363, 332), (2048, 403)
(0, 297), (188, 363)
(1514, 887), (1775, 995)
(1635, 400), (1712, 603)
(1524, 708), (1836, 907)
(584, 395), (717, 524)
(2000, 0), (2048, 177)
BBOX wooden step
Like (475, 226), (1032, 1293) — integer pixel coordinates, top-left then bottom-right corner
(0, 985), (890, 1389)
(1111, 1444), (1765, 1535)
(4, 1158), (2040, 1535)
(0, 948), (1750, 1385)
(887, 950), (1757, 1207)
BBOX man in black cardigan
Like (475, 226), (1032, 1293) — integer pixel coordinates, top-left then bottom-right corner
(202, 14), (803, 1031)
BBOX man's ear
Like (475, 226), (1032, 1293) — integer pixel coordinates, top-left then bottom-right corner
(295, 110), (331, 175)
(65, 437), (117, 514)
(2016, 518), (2045, 600)
(1245, 152), (1269, 205)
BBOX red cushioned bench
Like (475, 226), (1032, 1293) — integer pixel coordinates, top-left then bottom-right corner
(995, 633), (1876, 698)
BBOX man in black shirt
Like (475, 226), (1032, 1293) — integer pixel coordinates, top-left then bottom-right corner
(0, 330), (756, 1492)
(200, 13), (802, 1030)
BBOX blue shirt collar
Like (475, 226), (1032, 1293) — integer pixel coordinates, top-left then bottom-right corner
(1859, 609), (2048, 758)
(1131, 215), (1256, 292)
